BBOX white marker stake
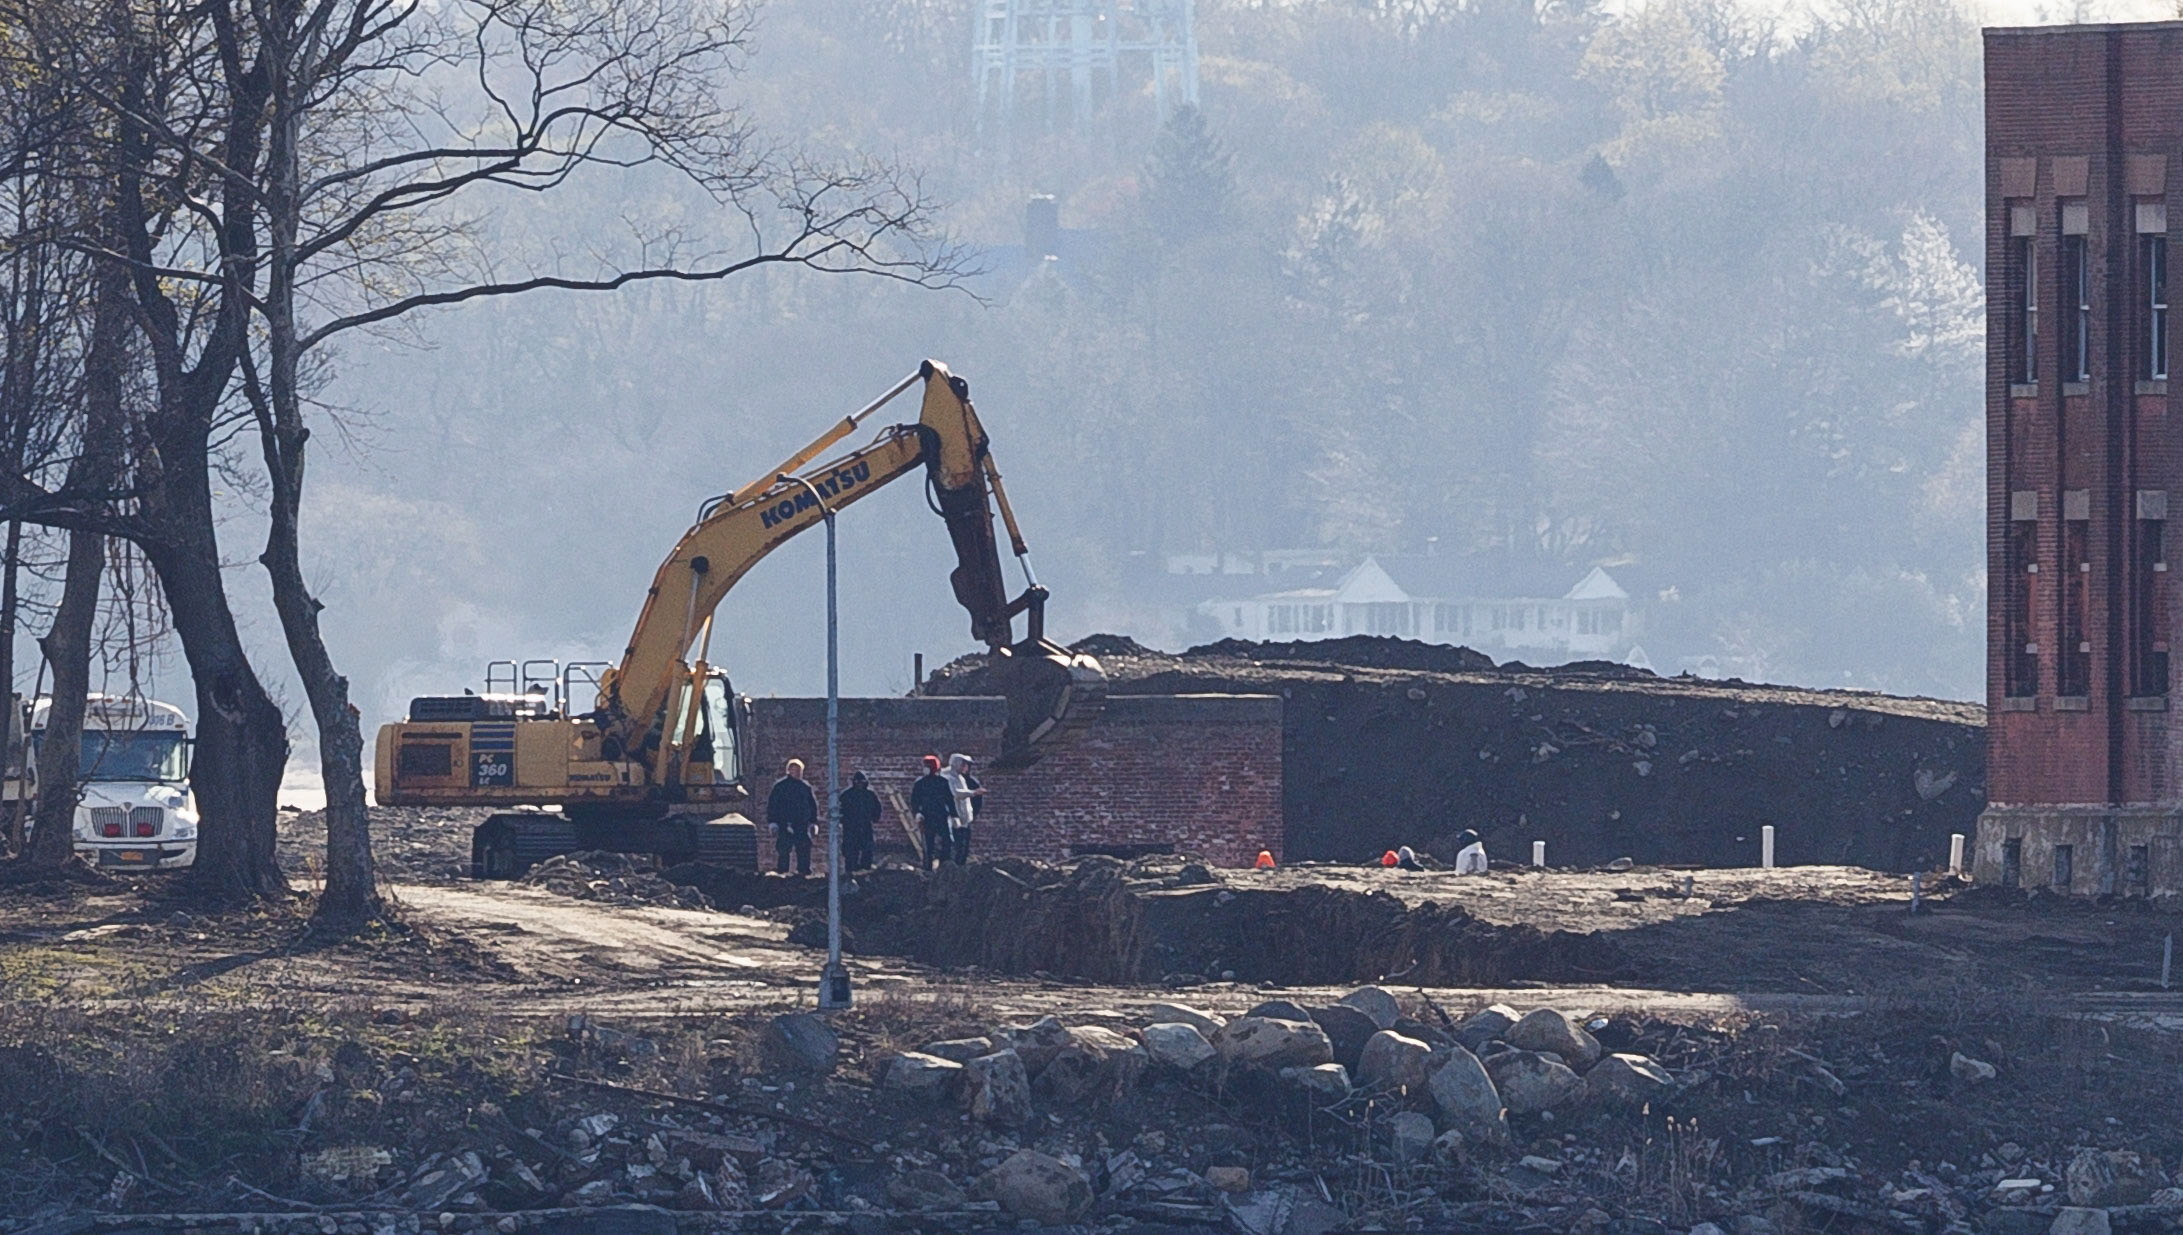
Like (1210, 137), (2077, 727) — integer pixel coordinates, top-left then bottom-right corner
(1762, 825), (1776, 869)
(1532, 840), (1546, 868)
(1950, 832), (1966, 875)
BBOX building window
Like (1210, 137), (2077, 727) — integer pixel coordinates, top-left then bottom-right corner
(2064, 233), (2091, 383)
(2061, 513), (2090, 697)
(2137, 494), (2168, 696)
(2053, 843), (2074, 890)
(2016, 234), (2038, 383)
(2129, 843), (2151, 896)
(1307, 605), (1331, 633)
(2006, 495), (2040, 698)
(2002, 837), (2023, 887)
(2149, 234), (2169, 380)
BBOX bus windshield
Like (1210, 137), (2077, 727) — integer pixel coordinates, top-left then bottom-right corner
(33, 730), (191, 783)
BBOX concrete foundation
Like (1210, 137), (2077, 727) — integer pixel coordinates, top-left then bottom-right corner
(1974, 805), (2183, 897)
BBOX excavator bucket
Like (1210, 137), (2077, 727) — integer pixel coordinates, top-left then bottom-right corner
(988, 641), (1108, 769)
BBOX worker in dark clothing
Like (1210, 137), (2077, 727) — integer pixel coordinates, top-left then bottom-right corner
(766, 757), (819, 875)
(838, 770), (881, 872)
(909, 753), (955, 872)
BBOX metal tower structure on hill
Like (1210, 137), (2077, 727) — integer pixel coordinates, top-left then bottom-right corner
(973, 0), (1198, 151)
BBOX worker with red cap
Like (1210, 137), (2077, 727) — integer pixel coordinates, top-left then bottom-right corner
(909, 754), (956, 871)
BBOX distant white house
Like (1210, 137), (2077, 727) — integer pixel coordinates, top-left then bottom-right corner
(1189, 554), (1639, 660)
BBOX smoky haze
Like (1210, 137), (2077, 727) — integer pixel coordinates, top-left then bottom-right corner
(27, 0), (2103, 787)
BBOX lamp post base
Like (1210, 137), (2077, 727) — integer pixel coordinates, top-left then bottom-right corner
(818, 961), (852, 1010)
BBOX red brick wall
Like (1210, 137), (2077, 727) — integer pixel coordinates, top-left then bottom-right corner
(742, 694), (1283, 867)
(1986, 24), (2183, 807)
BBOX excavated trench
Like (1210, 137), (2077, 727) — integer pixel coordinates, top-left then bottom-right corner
(662, 856), (1627, 986)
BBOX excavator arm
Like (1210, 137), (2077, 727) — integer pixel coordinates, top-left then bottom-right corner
(597, 360), (1104, 772)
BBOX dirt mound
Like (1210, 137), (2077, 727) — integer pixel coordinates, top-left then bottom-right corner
(663, 856), (1625, 986)
(523, 850), (715, 910)
(929, 634), (1986, 872)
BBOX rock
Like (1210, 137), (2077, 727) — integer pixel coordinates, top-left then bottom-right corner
(1146, 1002), (1225, 1036)
(1338, 986), (1402, 1030)
(1206, 1165), (1251, 1192)
(1356, 1030), (1435, 1092)
(1037, 1025), (1147, 1103)
(1307, 1003), (1382, 1071)
(1505, 1008), (1603, 1069)
(1688, 1225), (1729, 1235)
(2067, 1149), (2164, 1207)
(977, 1149), (1092, 1225)
(1585, 1053), (1672, 1107)
(759, 1012), (838, 1075)
(2049, 1209), (2113, 1235)
(1284, 1198), (1349, 1235)
(886, 1169), (966, 1211)
(1518, 1155), (1564, 1175)
(960, 1049), (1033, 1128)
(1427, 1045), (1508, 1143)
(1950, 1051), (1997, 1083)
(1247, 999), (1314, 1022)
(917, 1036), (995, 1063)
(881, 1051), (962, 1100)
(1280, 1062), (1353, 1101)
(1001, 1016), (1073, 1072)
(1452, 1004), (1519, 1053)
(1143, 1022), (1219, 1072)
(1431, 1129), (1466, 1164)
(1486, 1049), (1584, 1114)
(1390, 1015), (1456, 1051)
(1728, 1220), (1780, 1235)
(1215, 1017), (1335, 1069)
(1388, 1111), (1435, 1162)
(753, 1158), (814, 1208)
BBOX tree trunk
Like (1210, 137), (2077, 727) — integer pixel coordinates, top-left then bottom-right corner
(1, 516), (21, 851)
(19, 527), (101, 867)
(259, 27), (378, 930)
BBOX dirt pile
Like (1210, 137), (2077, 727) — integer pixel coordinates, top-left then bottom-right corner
(662, 854), (1625, 986)
(930, 635), (1986, 872)
(279, 804), (487, 881)
(523, 850), (714, 910)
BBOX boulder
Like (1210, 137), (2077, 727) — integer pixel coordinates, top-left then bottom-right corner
(1037, 1025), (1147, 1103)
(1427, 1045), (1508, 1143)
(1146, 1002), (1224, 1036)
(1143, 1022), (1218, 1072)
(1307, 1003), (1381, 1071)
(1215, 1017), (1334, 1069)
(2049, 1209), (2113, 1235)
(880, 1051), (962, 1101)
(1486, 1049), (1584, 1115)
(960, 1049), (1033, 1128)
(2067, 1149), (2164, 1207)
(917, 1036), (995, 1063)
(1280, 1062), (1353, 1101)
(1247, 999), (1315, 1022)
(1504, 1008), (1602, 1069)
(1355, 1030), (1435, 1093)
(1388, 1111), (1435, 1162)
(978, 1149), (1092, 1225)
(1584, 1053), (1672, 1108)
(758, 1012), (838, 1075)
(1452, 1004), (1519, 1054)
(1391, 1015), (1457, 1051)
(1431, 1129), (1466, 1165)
(1950, 1051), (1997, 1083)
(1338, 986), (1403, 1030)
(1001, 1016), (1073, 1072)
(885, 1169), (966, 1211)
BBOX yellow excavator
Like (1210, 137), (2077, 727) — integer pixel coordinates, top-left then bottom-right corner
(374, 361), (1106, 877)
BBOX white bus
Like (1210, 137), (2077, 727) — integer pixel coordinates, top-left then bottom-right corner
(10, 694), (199, 869)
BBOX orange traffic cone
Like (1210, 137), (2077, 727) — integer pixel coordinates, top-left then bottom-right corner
(1254, 849), (1276, 869)
(1380, 850), (1400, 867)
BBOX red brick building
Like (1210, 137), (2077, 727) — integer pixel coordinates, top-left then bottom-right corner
(744, 693), (1284, 868)
(1977, 22), (2183, 895)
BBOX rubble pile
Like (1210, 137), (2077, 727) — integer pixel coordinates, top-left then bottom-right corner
(929, 635), (1986, 871)
(521, 851), (715, 911)
(661, 854), (1627, 985)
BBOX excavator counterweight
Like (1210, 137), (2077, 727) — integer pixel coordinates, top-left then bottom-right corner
(373, 362), (1106, 876)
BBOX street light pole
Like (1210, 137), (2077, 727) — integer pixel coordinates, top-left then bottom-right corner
(780, 473), (850, 1010)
